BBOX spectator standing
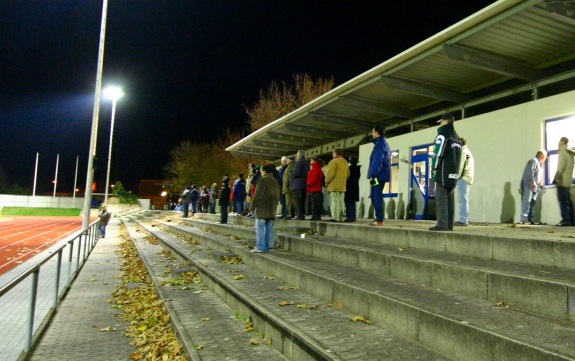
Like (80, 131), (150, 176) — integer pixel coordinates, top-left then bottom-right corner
(325, 148), (349, 222)
(282, 156), (295, 219)
(190, 184), (199, 215)
(233, 173), (247, 215)
(250, 164), (281, 253)
(209, 183), (219, 214)
(554, 137), (575, 226)
(345, 156), (361, 222)
(179, 186), (191, 218)
(199, 185), (210, 213)
(245, 168), (256, 213)
(307, 157), (324, 221)
(430, 113), (462, 231)
(290, 150), (310, 220)
(368, 125), (392, 226)
(454, 139), (474, 226)
(520, 150), (547, 224)
(98, 205), (111, 238)
(219, 178), (231, 224)
(278, 157), (289, 218)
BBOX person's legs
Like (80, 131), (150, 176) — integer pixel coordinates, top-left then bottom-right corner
(98, 224), (105, 237)
(264, 219), (273, 252)
(285, 192), (294, 218)
(456, 179), (469, 224)
(191, 200), (197, 214)
(557, 186), (572, 224)
(235, 200), (244, 215)
(182, 201), (189, 218)
(446, 186), (455, 229)
(293, 190), (304, 219)
(528, 189), (538, 222)
(255, 218), (266, 251)
(270, 220), (277, 249)
(370, 183), (384, 222)
(310, 192), (321, 220)
(434, 183), (449, 229)
(220, 206), (228, 224)
(280, 194), (287, 218)
(330, 192), (345, 221)
(345, 202), (357, 221)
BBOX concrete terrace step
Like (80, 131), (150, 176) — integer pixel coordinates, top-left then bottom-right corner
(128, 216), (454, 361)
(141, 214), (575, 361)
(122, 219), (288, 361)
(157, 214), (575, 322)
(165, 211), (575, 271)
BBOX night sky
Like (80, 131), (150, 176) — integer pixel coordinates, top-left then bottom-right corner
(0, 0), (495, 195)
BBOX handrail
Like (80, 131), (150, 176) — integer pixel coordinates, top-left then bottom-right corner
(0, 219), (100, 360)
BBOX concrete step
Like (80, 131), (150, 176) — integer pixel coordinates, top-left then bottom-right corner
(141, 214), (575, 361)
(123, 219), (289, 361)
(129, 215), (454, 361)
(159, 214), (575, 321)
(164, 211), (575, 271)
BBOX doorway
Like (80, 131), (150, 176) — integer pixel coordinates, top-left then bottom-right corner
(410, 144), (436, 220)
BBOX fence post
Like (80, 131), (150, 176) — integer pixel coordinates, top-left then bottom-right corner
(68, 241), (74, 287)
(54, 250), (62, 308)
(25, 269), (40, 352)
(76, 233), (82, 273)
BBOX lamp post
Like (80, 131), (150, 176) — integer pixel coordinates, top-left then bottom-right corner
(103, 86), (123, 204)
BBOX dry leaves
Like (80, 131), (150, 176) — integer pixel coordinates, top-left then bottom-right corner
(349, 316), (374, 325)
(278, 301), (294, 306)
(233, 275), (249, 280)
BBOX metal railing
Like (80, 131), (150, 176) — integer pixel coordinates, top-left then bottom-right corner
(0, 220), (100, 360)
(115, 206), (141, 217)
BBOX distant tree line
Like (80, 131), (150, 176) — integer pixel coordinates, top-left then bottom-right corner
(0, 165), (30, 195)
(163, 74), (335, 191)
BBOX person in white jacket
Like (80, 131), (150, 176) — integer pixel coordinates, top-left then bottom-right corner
(554, 137), (575, 226)
(454, 139), (474, 226)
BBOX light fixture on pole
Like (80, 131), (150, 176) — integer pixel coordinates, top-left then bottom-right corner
(102, 86), (123, 204)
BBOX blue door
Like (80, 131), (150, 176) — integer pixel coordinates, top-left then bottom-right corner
(410, 144), (436, 220)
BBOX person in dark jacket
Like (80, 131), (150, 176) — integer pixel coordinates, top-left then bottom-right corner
(179, 186), (192, 218)
(219, 178), (231, 224)
(250, 164), (281, 253)
(368, 124), (391, 226)
(233, 173), (247, 215)
(307, 157), (324, 221)
(290, 150), (310, 220)
(190, 184), (199, 215)
(98, 205), (111, 238)
(430, 113), (462, 231)
(345, 156), (361, 222)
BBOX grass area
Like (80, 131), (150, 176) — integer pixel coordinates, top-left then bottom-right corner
(0, 207), (82, 216)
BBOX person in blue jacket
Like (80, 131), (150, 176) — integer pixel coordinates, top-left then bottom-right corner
(368, 124), (391, 226)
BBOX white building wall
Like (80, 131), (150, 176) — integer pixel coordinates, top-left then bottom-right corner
(358, 90), (575, 224)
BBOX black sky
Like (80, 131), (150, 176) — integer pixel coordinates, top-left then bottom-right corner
(0, 0), (495, 194)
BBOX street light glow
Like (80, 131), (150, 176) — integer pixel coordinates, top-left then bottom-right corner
(103, 86), (124, 100)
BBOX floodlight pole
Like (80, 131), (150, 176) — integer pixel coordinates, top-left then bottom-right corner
(82, 0), (109, 230)
(104, 97), (118, 204)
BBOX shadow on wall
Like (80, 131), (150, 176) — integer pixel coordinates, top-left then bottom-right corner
(358, 196), (366, 219)
(386, 198), (396, 219)
(397, 193), (406, 220)
(500, 182), (516, 223)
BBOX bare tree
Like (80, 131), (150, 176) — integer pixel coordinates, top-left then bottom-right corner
(245, 74), (334, 132)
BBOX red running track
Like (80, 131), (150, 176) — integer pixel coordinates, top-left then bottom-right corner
(0, 216), (95, 276)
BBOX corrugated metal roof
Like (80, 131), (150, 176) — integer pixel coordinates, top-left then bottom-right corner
(227, 0), (575, 159)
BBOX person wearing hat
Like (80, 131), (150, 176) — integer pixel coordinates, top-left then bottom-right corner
(179, 186), (192, 218)
(282, 155), (295, 219)
(98, 204), (111, 238)
(430, 113), (462, 231)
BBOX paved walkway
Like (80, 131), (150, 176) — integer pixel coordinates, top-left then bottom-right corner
(26, 219), (135, 361)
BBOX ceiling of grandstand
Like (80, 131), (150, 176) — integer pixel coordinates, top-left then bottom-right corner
(227, 0), (575, 160)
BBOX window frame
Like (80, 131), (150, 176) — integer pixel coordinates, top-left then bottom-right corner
(382, 150), (399, 198)
(544, 115), (575, 186)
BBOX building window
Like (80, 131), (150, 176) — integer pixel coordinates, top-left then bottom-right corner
(383, 151), (399, 197)
(545, 115), (575, 185)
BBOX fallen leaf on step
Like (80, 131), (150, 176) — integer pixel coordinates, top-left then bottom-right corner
(248, 338), (260, 345)
(278, 301), (294, 306)
(349, 316), (374, 325)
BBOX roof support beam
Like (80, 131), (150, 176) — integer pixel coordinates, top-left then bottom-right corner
(284, 123), (351, 139)
(380, 76), (472, 103)
(266, 131), (319, 146)
(309, 112), (375, 131)
(337, 96), (419, 118)
(252, 139), (301, 152)
(545, 1), (575, 25)
(230, 151), (279, 161)
(442, 44), (546, 81)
